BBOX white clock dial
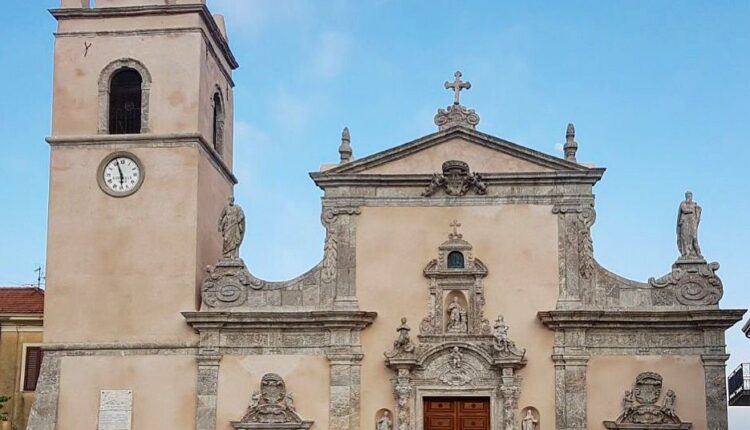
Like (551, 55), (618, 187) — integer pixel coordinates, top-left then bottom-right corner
(98, 153), (144, 197)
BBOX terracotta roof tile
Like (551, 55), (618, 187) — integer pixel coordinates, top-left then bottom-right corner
(0, 287), (45, 314)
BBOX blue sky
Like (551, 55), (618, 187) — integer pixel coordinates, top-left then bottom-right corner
(1, 0), (749, 422)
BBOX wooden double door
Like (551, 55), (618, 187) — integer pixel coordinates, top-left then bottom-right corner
(424, 397), (490, 430)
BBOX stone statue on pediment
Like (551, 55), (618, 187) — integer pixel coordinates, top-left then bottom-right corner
(677, 191), (703, 261)
(219, 196), (245, 260)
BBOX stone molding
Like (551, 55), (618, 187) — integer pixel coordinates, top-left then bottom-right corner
(50, 4), (239, 70)
(46, 133), (238, 185)
(97, 57), (152, 134)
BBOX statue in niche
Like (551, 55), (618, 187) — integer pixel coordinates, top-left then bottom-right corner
(676, 191), (703, 260)
(376, 410), (392, 430)
(385, 317), (415, 357)
(446, 296), (467, 333)
(522, 410), (538, 430)
(219, 196), (246, 260)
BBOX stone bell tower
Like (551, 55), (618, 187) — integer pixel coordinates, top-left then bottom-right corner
(44, 0), (238, 345)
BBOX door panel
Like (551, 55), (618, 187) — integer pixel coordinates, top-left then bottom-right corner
(424, 397), (490, 430)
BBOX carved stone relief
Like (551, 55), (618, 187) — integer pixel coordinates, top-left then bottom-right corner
(421, 161), (487, 197)
(649, 261), (723, 306)
(231, 373), (314, 429)
(604, 372), (691, 429)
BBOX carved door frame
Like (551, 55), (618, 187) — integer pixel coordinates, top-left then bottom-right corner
(417, 388), (498, 430)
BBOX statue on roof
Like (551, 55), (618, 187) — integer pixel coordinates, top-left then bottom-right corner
(219, 196), (245, 260)
(676, 191), (703, 261)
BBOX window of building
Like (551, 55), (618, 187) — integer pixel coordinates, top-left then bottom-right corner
(109, 68), (143, 134)
(212, 91), (225, 156)
(447, 251), (465, 269)
(22, 346), (43, 391)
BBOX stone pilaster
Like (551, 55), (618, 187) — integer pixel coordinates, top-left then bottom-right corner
(196, 325), (222, 430)
(322, 206), (361, 311)
(26, 352), (62, 430)
(552, 203), (595, 310)
(499, 367), (521, 430)
(196, 354), (222, 430)
(327, 352), (363, 430)
(702, 354), (730, 430)
(562, 356), (588, 430)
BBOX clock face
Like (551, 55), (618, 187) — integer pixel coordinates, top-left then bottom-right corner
(98, 153), (144, 197)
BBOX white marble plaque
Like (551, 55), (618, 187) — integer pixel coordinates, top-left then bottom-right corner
(98, 390), (132, 430)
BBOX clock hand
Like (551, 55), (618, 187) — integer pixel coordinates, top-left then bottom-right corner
(116, 162), (124, 186)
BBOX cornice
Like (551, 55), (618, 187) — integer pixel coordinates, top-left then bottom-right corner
(47, 132), (238, 185)
(49, 4), (238, 69)
(537, 309), (746, 330)
(311, 170), (605, 189)
(321, 127), (599, 176)
(182, 310), (378, 331)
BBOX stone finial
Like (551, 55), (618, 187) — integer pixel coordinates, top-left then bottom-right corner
(338, 126), (352, 163)
(434, 71), (480, 130)
(563, 123), (578, 162)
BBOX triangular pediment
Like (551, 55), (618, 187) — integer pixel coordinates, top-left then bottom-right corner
(323, 128), (589, 176)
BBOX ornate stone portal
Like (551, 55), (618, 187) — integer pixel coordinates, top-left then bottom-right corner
(604, 372), (691, 429)
(384, 222), (527, 430)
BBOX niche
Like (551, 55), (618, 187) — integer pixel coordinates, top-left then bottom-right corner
(444, 290), (468, 334)
(375, 408), (393, 430)
(520, 406), (540, 430)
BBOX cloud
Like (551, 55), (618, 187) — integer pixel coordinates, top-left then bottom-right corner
(310, 32), (351, 78)
(209, 0), (312, 39)
(268, 88), (312, 132)
(554, 143), (564, 153)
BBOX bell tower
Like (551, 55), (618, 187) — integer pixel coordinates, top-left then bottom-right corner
(45, 0), (239, 344)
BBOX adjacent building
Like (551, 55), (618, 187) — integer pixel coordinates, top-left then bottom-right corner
(0, 287), (44, 430)
(27, 1), (745, 430)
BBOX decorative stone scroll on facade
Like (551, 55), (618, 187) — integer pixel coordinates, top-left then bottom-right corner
(231, 373), (314, 429)
(384, 222), (527, 430)
(604, 372), (691, 429)
(421, 160), (487, 197)
(648, 192), (723, 306)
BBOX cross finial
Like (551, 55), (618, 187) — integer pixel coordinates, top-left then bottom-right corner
(449, 219), (463, 239)
(444, 71), (471, 105)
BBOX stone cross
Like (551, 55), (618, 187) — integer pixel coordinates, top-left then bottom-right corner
(444, 71), (471, 105)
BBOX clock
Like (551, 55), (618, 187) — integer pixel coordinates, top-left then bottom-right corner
(97, 152), (144, 197)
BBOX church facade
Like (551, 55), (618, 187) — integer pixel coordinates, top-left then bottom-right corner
(29, 2), (744, 430)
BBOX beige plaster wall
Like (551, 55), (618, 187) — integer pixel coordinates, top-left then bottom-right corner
(361, 138), (553, 174)
(587, 355), (707, 429)
(357, 205), (558, 428)
(216, 355), (330, 430)
(45, 146), (200, 343)
(52, 28), (203, 136)
(0, 327), (43, 430)
(57, 355), (196, 429)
